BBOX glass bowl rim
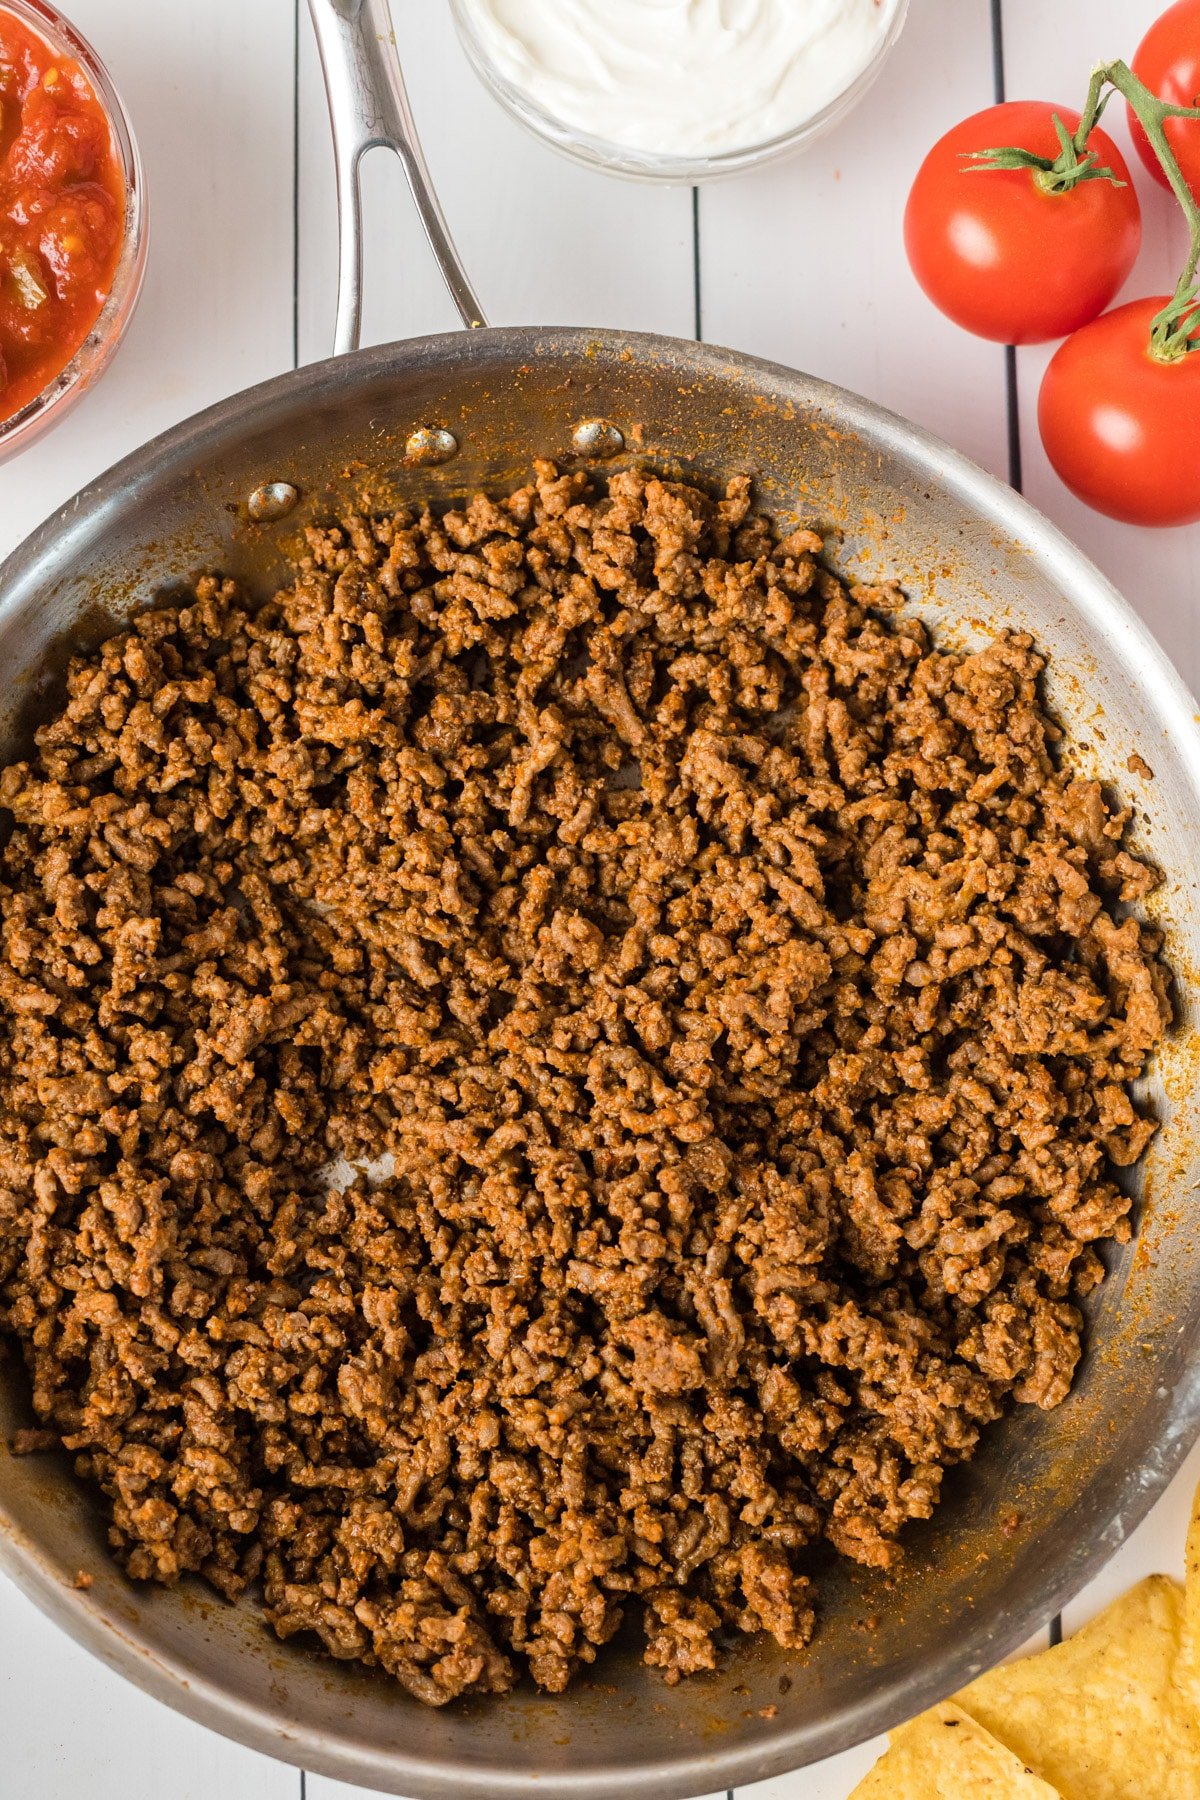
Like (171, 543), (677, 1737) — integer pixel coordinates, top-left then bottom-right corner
(449, 0), (912, 184)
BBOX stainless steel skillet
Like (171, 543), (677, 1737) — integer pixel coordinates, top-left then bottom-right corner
(2, 3), (1200, 1795)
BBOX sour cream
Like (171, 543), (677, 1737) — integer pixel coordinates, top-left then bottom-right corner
(459, 0), (902, 160)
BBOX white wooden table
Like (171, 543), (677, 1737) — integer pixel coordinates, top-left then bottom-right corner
(3, 2), (1199, 1794)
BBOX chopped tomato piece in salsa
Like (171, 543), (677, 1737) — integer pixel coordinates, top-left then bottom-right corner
(0, 9), (124, 421)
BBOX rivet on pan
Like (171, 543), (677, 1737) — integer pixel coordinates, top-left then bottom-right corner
(571, 418), (625, 458)
(246, 481), (299, 523)
(405, 426), (459, 465)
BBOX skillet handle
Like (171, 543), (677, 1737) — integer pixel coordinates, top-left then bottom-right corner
(307, 0), (488, 353)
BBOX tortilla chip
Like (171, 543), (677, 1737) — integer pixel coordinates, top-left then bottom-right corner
(849, 1700), (1063, 1797)
(855, 1483), (1200, 1799)
(1180, 1477), (1200, 1695)
(954, 1575), (1200, 1799)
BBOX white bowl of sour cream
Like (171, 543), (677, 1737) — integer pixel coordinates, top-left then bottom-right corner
(450, 0), (910, 181)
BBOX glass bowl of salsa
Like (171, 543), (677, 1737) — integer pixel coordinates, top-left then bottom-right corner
(0, 0), (146, 459)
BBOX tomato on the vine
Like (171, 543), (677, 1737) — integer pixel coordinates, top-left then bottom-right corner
(1038, 297), (1200, 526)
(1129, 0), (1200, 198)
(905, 102), (1141, 344)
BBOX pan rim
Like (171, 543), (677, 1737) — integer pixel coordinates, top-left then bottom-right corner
(3, 323), (1200, 1797)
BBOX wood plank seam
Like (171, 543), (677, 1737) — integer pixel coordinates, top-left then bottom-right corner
(293, 0), (302, 370)
(990, 0), (1025, 495)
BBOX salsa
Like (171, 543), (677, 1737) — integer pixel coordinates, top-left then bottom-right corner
(0, 9), (124, 422)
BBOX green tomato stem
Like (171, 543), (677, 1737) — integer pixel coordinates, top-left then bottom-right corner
(965, 113), (1123, 193)
(1069, 65), (1112, 153)
(1094, 60), (1200, 361)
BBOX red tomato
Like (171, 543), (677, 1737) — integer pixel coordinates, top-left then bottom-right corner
(1038, 297), (1200, 526)
(905, 102), (1142, 344)
(1128, 0), (1200, 197)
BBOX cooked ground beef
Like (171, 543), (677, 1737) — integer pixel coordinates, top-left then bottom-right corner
(0, 463), (1171, 1704)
